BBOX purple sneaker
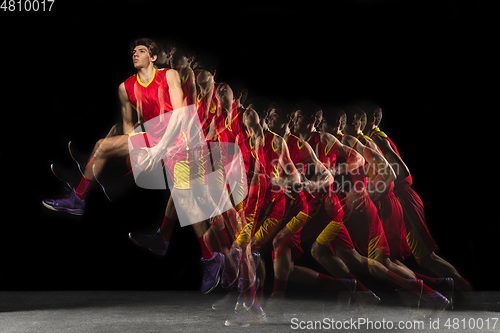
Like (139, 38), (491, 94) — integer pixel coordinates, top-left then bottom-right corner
(42, 188), (85, 215)
(200, 252), (224, 294)
(128, 230), (169, 256)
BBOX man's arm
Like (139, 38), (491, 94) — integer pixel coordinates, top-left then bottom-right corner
(167, 69), (185, 110)
(118, 82), (135, 134)
(300, 140), (333, 193)
(371, 135), (410, 184)
(136, 69), (194, 172)
(342, 135), (396, 199)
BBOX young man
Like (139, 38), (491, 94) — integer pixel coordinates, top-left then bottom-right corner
(339, 106), (415, 279)
(254, 101), (343, 306)
(128, 52), (228, 294)
(342, 106), (414, 276)
(318, 106), (451, 310)
(42, 38), (183, 215)
(361, 101), (471, 298)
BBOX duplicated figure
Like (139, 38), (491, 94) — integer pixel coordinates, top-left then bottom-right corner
(42, 37), (470, 327)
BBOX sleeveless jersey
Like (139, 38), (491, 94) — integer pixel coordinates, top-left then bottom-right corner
(369, 127), (412, 192)
(124, 68), (171, 122)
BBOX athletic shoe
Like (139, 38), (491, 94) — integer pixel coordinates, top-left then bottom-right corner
(397, 279), (423, 308)
(220, 246), (241, 289)
(200, 252), (224, 294)
(436, 277), (454, 309)
(42, 188), (85, 215)
(211, 288), (239, 312)
(235, 277), (260, 313)
(128, 229), (168, 256)
(353, 289), (381, 308)
(225, 302), (267, 327)
(420, 291), (451, 311)
(338, 279), (357, 308)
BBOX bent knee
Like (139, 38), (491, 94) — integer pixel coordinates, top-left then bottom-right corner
(416, 251), (438, 266)
(310, 241), (328, 260)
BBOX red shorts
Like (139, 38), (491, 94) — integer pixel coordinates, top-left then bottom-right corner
(252, 188), (287, 247)
(396, 187), (437, 260)
(258, 191), (308, 260)
(344, 192), (390, 260)
(374, 191), (411, 261)
(300, 191), (344, 241)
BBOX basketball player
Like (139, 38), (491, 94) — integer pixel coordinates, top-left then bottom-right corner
(42, 38), (183, 216)
(318, 106), (451, 310)
(361, 101), (472, 298)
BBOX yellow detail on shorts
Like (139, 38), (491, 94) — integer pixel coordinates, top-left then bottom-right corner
(235, 221), (253, 247)
(286, 211), (309, 234)
(254, 218), (280, 245)
(399, 194), (431, 260)
(174, 160), (191, 190)
(368, 235), (384, 260)
(316, 220), (342, 246)
(366, 258), (376, 266)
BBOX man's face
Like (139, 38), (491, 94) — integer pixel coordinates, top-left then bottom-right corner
(266, 108), (287, 132)
(243, 107), (260, 130)
(132, 45), (155, 69)
(314, 110), (323, 130)
(293, 110), (314, 134)
(196, 69), (213, 86)
(216, 84), (234, 109)
(320, 119), (336, 135)
(169, 47), (188, 69)
(339, 115), (346, 133)
(344, 114), (362, 136)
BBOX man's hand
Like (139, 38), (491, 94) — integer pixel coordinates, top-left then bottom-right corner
(130, 146), (163, 174)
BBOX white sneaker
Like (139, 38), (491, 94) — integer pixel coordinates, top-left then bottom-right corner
(224, 303), (267, 327)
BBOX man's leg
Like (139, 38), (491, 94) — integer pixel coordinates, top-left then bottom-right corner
(43, 135), (129, 214)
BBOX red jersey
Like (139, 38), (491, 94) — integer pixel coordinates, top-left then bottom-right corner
(124, 68), (173, 145)
(181, 70), (196, 106)
(124, 68), (171, 122)
(369, 127), (413, 193)
(213, 100), (248, 184)
(262, 130), (285, 180)
(196, 88), (218, 134)
(242, 133), (267, 186)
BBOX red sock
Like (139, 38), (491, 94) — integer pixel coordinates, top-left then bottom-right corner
(214, 226), (231, 253)
(198, 235), (214, 260)
(385, 270), (435, 296)
(159, 216), (176, 242)
(414, 273), (438, 288)
(75, 175), (92, 200)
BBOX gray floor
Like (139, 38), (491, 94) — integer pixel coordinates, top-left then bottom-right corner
(1, 291), (499, 332)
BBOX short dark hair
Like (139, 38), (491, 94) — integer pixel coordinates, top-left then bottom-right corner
(295, 101), (322, 121)
(192, 53), (218, 74)
(358, 100), (382, 127)
(322, 105), (346, 126)
(130, 38), (161, 60)
(246, 97), (270, 119)
(345, 105), (367, 131)
(268, 100), (295, 119)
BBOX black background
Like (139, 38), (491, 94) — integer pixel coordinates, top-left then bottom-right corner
(1, 0), (496, 291)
